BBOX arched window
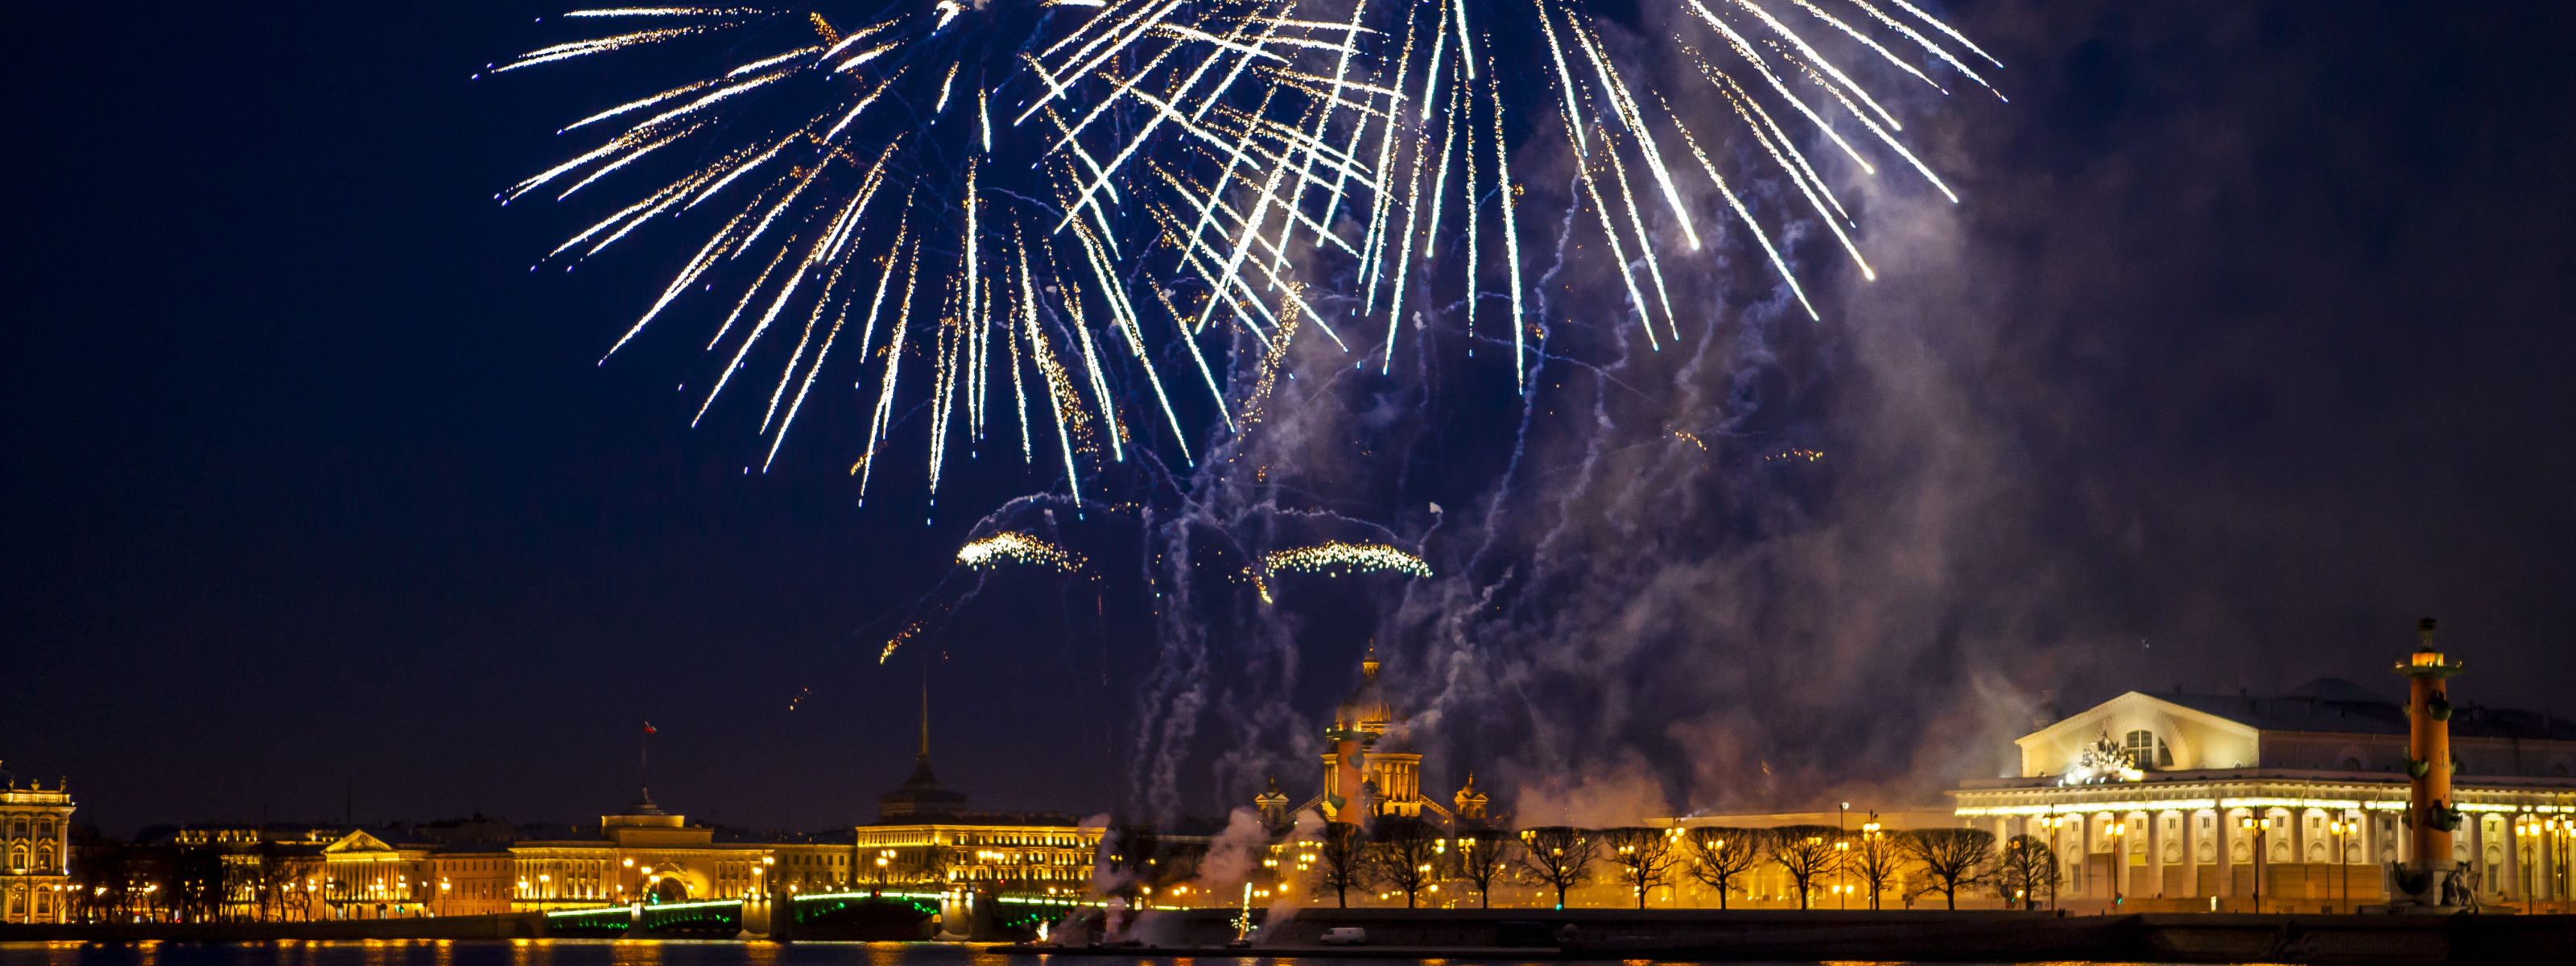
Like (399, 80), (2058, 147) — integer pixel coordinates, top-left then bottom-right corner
(6, 846), (23, 871)
(8, 819), (24, 840)
(36, 819), (54, 840)
(2120, 730), (2171, 769)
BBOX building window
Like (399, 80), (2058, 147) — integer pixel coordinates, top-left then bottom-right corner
(2120, 730), (2170, 770)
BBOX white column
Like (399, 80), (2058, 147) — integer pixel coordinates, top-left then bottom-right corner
(2149, 811), (2167, 900)
(2216, 808), (2234, 898)
(2496, 815), (2512, 900)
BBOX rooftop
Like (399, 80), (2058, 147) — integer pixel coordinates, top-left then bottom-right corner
(2148, 678), (2576, 741)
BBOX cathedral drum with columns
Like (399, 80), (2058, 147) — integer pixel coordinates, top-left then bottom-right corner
(1951, 625), (2576, 914)
(1257, 646), (1485, 831)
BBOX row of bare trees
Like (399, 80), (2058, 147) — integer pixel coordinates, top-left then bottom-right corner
(65, 840), (326, 923)
(1303, 816), (2063, 910)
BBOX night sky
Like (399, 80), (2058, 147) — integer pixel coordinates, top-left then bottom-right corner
(7, 1), (2576, 837)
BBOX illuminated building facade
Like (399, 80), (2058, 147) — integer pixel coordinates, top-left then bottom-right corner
(854, 687), (1102, 893)
(302, 793), (849, 918)
(1952, 678), (2576, 912)
(428, 844), (514, 917)
(503, 794), (789, 912)
(851, 821), (1100, 892)
(320, 831), (433, 919)
(1, 767), (75, 924)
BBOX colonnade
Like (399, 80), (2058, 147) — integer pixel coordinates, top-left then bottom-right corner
(1986, 805), (2570, 907)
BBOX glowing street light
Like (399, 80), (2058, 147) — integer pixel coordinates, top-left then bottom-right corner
(2240, 815), (2271, 914)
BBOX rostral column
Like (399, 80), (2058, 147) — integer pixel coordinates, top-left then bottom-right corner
(2388, 617), (2470, 912)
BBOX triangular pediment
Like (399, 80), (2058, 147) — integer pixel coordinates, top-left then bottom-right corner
(322, 830), (396, 855)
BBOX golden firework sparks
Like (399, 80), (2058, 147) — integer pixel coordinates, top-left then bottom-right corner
(956, 532), (1085, 572)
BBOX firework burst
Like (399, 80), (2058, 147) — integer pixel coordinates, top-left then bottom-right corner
(1265, 540), (1432, 577)
(497, 2), (1359, 506)
(1179, 0), (2001, 384)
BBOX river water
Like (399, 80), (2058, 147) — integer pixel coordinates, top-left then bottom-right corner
(0, 940), (2239, 966)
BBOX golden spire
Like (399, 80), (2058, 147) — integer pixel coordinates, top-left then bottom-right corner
(1361, 639), (1381, 679)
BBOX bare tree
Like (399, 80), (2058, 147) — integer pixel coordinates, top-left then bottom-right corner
(240, 842), (320, 922)
(1312, 822), (1368, 908)
(1899, 828), (1995, 910)
(169, 844), (227, 923)
(1365, 816), (1442, 908)
(1682, 828), (1769, 910)
(1768, 826), (1842, 910)
(1845, 822), (1906, 910)
(1992, 834), (2060, 910)
(1451, 828), (1515, 909)
(68, 835), (127, 924)
(1600, 828), (1682, 909)
(1517, 827), (1598, 910)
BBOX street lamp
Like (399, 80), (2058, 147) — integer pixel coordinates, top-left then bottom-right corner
(2328, 818), (2356, 913)
(1860, 820), (1885, 910)
(2032, 813), (2066, 910)
(1834, 839), (1852, 909)
(1837, 803), (1851, 908)
(2239, 815), (2269, 914)
(2526, 817), (2571, 914)
(2545, 816), (2571, 915)
(2545, 819), (2566, 917)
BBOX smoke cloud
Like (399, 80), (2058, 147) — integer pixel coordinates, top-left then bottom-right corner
(1112, 0), (2576, 825)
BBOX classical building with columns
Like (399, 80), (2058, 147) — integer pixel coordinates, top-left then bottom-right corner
(1952, 678), (2576, 912)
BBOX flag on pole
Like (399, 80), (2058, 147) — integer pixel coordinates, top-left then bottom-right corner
(644, 721), (657, 734)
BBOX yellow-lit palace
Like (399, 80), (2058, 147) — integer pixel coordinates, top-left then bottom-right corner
(1, 765), (75, 924)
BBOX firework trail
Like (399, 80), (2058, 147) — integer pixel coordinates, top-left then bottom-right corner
(1180, 0), (2004, 385)
(879, 617), (927, 663)
(496, 2), (1362, 506)
(959, 530), (1087, 571)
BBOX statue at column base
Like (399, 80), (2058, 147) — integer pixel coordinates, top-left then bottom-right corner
(2382, 860), (2477, 914)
